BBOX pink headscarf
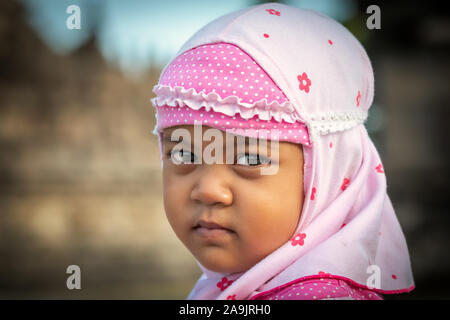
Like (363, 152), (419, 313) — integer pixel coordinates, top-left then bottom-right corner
(151, 3), (414, 299)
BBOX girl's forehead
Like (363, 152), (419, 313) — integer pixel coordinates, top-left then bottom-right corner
(162, 125), (271, 146)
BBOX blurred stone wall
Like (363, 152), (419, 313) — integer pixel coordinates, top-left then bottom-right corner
(0, 1), (201, 299)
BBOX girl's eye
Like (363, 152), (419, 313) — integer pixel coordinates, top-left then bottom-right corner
(236, 153), (271, 167)
(169, 149), (197, 164)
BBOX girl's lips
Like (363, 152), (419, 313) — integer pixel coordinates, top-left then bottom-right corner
(197, 220), (229, 230)
(193, 220), (235, 239)
(194, 227), (234, 238)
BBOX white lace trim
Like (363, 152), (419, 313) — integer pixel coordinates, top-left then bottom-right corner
(151, 85), (304, 124)
(151, 84), (368, 143)
(307, 110), (368, 138)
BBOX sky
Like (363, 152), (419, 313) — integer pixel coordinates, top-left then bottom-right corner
(20, 0), (357, 75)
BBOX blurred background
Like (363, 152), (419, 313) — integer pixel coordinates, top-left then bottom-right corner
(0, 0), (449, 299)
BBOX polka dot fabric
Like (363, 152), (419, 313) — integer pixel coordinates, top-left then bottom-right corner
(159, 43), (288, 105)
(155, 42), (311, 145)
(252, 278), (383, 300)
(155, 105), (311, 145)
(153, 3), (414, 300)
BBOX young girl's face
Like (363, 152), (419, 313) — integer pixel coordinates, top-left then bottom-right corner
(162, 125), (304, 274)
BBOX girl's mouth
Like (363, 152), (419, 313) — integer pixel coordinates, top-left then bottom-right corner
(193, 220), (235, 238)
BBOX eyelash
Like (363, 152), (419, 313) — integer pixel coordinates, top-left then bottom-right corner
(166, 149), (270, 167)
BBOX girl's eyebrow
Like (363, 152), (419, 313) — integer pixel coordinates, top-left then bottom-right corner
(162, 135), (189, 143)
(163, 133), (271, 151)
(162, 135), (194, 149)
(162, 135), (178, 143)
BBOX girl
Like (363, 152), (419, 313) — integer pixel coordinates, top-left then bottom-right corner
(150, 3), (414, 300)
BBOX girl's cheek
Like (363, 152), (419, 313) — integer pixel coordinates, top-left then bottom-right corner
(164, 157), (197, 175)
(163, 188), (190, 242)
(232, 165), (274, 179)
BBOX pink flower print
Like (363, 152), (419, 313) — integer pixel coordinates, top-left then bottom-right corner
(392, 274), (397, 280)
(217, 277), (233, 291)
(376, 164), (384, 173)
(310, 187), (316, 200)
(227, 294), (236, 300)
(328, 39), (333, 45)
(291, 233), (306, 246)
(297, 72), (311, 93)
(263, 33), (270, 38)
(340, 178), (350, 191)
(356, 90), (361, 107)
(266, 9), (281, 16)
(318, 271), (332, 277)
(341, 223), (346, 229)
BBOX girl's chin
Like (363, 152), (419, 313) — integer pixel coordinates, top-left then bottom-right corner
(195, 255), (251, 274)
(197, 259), (239, 274)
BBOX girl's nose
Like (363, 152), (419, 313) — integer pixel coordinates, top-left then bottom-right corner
(190, 165), (233, 207)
